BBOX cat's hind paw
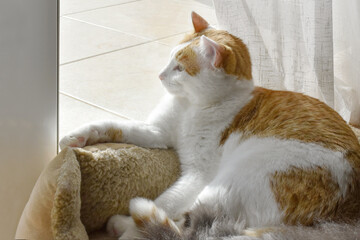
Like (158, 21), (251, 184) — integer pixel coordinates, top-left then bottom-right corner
(106, 215), (132, 237)
(129, 198), (180, 234)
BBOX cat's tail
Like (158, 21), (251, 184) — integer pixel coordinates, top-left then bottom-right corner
(130, 198), (360, 240)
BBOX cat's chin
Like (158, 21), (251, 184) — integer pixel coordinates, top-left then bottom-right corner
(161, 84), (185, 97)
(166, 90), (187, 99)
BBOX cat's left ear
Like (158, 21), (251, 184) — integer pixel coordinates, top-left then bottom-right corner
(191, 11), (209, 33)
(200, 35), (227, 68)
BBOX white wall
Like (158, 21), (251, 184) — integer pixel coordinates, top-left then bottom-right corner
(0, 0), (58, 239)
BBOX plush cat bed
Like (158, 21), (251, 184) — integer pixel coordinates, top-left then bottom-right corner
(15, 127), (360, 240)
(15, 143), (180, 240)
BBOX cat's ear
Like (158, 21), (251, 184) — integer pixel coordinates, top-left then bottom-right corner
(200, 35), (227, 68)
(191, 11), (209, 33)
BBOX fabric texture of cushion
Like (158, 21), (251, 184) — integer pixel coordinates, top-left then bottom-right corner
(15, 143), (180, 240)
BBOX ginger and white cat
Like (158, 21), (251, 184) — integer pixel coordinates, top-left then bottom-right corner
(60, 12), (360, 239)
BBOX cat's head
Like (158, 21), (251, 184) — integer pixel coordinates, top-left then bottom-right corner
(159, 12), (253, 103)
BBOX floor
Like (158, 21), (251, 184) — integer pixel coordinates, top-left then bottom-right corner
(59, 0), (217, 139)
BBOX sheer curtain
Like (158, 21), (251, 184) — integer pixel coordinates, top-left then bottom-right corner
(213, 0), (360, 126)
(333, 0), (360, 126)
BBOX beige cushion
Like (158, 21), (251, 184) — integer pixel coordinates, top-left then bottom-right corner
(15, 144), (180, 240)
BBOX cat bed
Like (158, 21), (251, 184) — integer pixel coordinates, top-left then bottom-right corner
(15, 127), (360, 240)
(15, 143), (180, 240)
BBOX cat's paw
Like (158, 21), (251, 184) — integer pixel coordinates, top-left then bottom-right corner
(59, 135), (87, 150)
(59, 127), (103, 150)
(129, 198), (180, 234)
(106, 215), (131, 237)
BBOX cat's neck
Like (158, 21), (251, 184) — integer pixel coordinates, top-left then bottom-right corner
(190, 78), (254, 108)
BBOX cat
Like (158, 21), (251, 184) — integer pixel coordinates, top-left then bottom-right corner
(59, 12), (360, 240)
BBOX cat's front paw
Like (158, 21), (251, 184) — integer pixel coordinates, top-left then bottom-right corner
(59, 135), (87, 150)
(59, 129), (96, 150)
(59, 126), (103, 150)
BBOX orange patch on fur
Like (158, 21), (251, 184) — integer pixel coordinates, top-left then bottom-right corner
(220, 87), (360, 224)
(337, 152), (360, 221)
(179, 29), (252, 80)
(271, 167), (360, 225)
(163, 217), (171, 227)
(271, 167), (341, 225)
(132, 215), (148, 229)
(131, 206), (156, 229)
(220, 87), (360, 157)
(176, 46), (200, 76)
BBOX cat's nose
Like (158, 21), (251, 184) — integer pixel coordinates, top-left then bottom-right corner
(159, 73), (165, 81)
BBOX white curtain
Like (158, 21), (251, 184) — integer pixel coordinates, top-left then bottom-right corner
(333, 0), (360, 126)
(213, 0), (360, 126)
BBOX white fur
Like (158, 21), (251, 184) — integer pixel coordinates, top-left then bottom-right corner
(106, 215), (134, 237)
(195, 134), (353, 227)
(60, 33), (355, 239)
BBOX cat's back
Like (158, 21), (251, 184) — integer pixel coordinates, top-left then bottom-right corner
(220, 87), (360, 225)
(221, 87), (360, 158)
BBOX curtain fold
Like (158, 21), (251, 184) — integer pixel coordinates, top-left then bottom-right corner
(213, 0), (360, 125)
(333, 0), (360, 126)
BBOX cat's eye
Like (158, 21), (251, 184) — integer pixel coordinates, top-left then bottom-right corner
(173, 65), (184, 72)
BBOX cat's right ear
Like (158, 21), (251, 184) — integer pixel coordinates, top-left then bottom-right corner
(191, 11), (209, 33)
(200, 35), (227, 68)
